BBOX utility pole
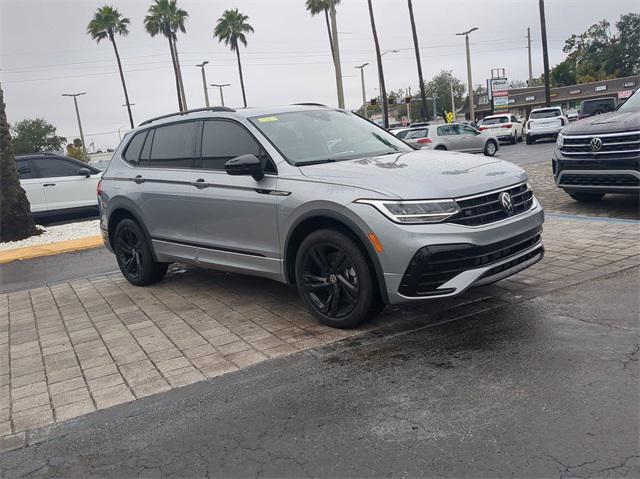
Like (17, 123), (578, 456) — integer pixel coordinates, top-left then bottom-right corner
(432, 95), (437, 122)
(407, 0), (428, 121)
(329, 1), (345, 109)
(355, 63), (369, 118)
(211, 83), (230, 107)
(538, 0), (551, 106)
(196, 61), (210, 108)
(527, 27), (534, 86)
(450, 82), (456, 119)
(406, 86), (412, 123)
(456, 27), (478, 123)
(62, 93), (87, 159)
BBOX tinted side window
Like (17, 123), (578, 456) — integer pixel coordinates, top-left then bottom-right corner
(201, 121), (274, 172)
(16, 160), (36, 179)
(124, 131), (147, 165)
(148, 121), (200, 168)
(33, 158), (82, 178)
(437, 125), (457, 136)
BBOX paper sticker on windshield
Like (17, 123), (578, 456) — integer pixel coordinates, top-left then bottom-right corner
(257, 116), (279, 123)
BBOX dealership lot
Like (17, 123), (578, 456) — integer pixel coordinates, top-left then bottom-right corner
(1, 142), (638, 476)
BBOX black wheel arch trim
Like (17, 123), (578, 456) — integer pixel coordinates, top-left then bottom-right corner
(105, 197), (159, 262)
(283, 209), (389, 304)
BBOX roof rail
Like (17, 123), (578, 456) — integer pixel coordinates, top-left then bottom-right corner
(292, 102), (328, 107)
(139, 106), (236, 126)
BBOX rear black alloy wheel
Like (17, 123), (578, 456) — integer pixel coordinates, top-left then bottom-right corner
(113, 218), (168, 286)
(295, 230), (379, 328)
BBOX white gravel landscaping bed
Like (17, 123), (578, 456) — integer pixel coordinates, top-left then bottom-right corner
(0, 220), (101, 251)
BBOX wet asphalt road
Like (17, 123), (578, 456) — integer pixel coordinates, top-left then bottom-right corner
(2, 268), (638, 478)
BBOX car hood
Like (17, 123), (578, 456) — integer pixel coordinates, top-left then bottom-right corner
(562, 109), (640, 135)
(298, 150), (527, 199)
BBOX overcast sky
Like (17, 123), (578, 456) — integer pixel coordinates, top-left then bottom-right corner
(1, 0), (637, 149)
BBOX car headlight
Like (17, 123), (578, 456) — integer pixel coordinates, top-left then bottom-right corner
(556, 133), (564, 147)
(355, 199), (460, 224)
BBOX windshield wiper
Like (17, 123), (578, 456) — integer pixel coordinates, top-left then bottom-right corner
(296, 158), (337, 166)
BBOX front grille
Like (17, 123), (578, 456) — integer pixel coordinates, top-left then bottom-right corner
(559, 132), (640, 159)
(399, 227), (542, 297)
(557, 158), (640, 171)
(560, 174), (640, 187)
(449, 183), (534, 227)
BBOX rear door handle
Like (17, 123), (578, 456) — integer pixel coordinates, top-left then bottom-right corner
(134, 175), (144, 184)
(43, 183), (56, 187)
(193, 178), (208, 189)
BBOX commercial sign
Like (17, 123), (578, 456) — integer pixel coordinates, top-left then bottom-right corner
(569, 89), (581, 94)
(491, 78), (509, 96)
(595, 85), (607, 91)
(493, 96), (509, 108)
(618, 90), (633, 99)
(623, 82), (635, 87)
(525, 95), (535, 101)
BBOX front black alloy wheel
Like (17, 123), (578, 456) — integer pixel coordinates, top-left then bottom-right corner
(295, 229), (380, 328)
(113, 218), (168, 286)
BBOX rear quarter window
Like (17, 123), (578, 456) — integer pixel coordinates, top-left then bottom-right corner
(123, 131), (148, 165)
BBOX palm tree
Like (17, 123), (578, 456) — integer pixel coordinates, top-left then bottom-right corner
(407, 0), (428, 121)
(144, 0), (188, 111)
(305, 0), (344, 108)
(0, 84), (37, 242)
(87, 6), (135, 128)
(214, 9), (254, 108)
(367, 0), (388, 128)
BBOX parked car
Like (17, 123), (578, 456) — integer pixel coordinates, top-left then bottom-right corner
(553, 88), (640, 202)
(525, 107), (568, 144)
(16, 153), (102, 218)
(99, 105), (544, 328)
(412, 123), (499, 156)
(392, 126), (431, 149)
(477, 113), (524, 144)
(578, 97), (616, 119)
(566, 110), (579, 121)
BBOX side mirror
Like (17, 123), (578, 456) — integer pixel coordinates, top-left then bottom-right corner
(225, 154), (264, 181)
(77, 167), (91, 178)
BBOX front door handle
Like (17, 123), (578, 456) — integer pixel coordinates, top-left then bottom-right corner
(43, 183), (56, 187)
(134, 175), (144, 184)
(193, 178), (208, 189)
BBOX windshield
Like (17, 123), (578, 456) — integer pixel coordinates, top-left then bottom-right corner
(618, 90), (640, 111)
(249, 110), (411, 165)
(481, 116), (508, 125)
(530, 109), (561, 119)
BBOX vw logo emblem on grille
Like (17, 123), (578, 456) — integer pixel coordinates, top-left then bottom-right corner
(590, 137), (603, 152)
(499, 192), (515, 215)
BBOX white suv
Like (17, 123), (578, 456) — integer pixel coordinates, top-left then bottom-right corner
(478, 114), (524, 144)
(16, 153), (102, 218)
(526, 107), (568, 144)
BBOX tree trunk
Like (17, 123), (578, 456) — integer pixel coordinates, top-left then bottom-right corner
(0, 84), (38, 242)
(236, 47), (247, 108)
(407, 0), (428, 121)
(168, 35), (183, 111)
(324, 9), (335, 68)
(110, 34), (134, 129)
(172, 36), (188, 110)
(367, 0), (388, 128)
(330, 2), (345, 109)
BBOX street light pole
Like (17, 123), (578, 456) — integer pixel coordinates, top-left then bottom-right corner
(379, 49), (399, 128)
(456, 27), (478, 123)
(527, 27), (534, 86)
(210, 83), (230, 107)
(538, 0), (551, 106)
(450, 82), (456, 119)
(196, 61), (210, 108)
(62, 92), (87, 158)
(355, 63), (369, 118)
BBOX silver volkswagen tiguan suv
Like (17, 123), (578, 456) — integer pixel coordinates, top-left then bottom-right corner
(99, 105), (544, 328)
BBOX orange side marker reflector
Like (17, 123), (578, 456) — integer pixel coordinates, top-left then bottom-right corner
(367, 232), (384, 253)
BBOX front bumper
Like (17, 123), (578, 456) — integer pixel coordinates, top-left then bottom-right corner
(348, 197), (545, 305)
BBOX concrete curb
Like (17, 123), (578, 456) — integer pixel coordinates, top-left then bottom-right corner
(0, 235), (103, 264)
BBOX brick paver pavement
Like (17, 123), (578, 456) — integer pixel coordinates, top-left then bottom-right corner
(1, 215), (638, 442)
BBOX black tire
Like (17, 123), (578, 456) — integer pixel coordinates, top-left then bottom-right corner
(295, 229), (378, 329)
(526, 136), (534, 145)
(511, 132), (517, 144)
(568, 192), (605, 202)
(484, 140), (498, 157)
(113, 218), (168, 286)
(435, 145), (447, 151)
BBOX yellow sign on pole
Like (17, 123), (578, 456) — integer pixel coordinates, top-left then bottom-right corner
(446, 111), (454, 124)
